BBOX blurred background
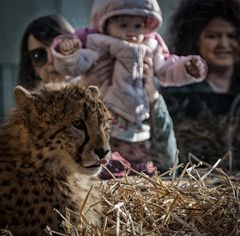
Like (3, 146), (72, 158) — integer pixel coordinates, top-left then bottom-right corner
(0, 0), (176, 121)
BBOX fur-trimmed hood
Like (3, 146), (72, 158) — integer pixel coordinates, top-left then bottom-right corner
(90, 0), (162, 33)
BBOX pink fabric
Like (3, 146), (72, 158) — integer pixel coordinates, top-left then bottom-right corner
(99, 137), (157, 179)
(75, 28), (98, 47)
(90, 0), (162, 33)
(144, 32), (170, 58)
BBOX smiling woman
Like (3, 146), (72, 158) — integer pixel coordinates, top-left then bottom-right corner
(160, 0), (240, 166)
(164, 0), (240, 94)
(198, 17), (239, 93)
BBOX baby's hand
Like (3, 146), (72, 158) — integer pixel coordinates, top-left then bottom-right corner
(56, 35), (80, 55)
(185, 56), (207, 79)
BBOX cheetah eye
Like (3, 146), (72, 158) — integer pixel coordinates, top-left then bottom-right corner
(72, 119), (86, 130)
(103, 122), (111, 133)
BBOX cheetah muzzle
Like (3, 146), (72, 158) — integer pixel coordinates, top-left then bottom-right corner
(0, 82), (112, 235)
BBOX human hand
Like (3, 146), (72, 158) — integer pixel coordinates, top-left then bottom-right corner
(185, 55), (207, 79)
(56, 35), (80, 55)
(143, 56), (154, 77)
(143, 56), (159, 103)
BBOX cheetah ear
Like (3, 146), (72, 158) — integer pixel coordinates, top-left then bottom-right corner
(88, 86), (100, 98)
(15, 86), (33, 107)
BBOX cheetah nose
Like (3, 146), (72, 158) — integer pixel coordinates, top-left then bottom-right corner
(94, 147), (110, 159)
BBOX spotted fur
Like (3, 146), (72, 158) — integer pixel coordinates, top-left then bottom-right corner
(0, 82), (111, 235)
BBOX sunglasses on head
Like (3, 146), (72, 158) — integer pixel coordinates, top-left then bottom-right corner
(28, 47), (48, 67)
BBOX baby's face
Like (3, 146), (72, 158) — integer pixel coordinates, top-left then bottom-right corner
(106, 15), (145, 43)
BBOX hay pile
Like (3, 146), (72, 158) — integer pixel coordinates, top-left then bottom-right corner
(44, 160), (240, 236)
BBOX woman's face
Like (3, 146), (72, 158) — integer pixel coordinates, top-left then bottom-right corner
(199, 17), (239, 69)
(28, 34), (65, 82)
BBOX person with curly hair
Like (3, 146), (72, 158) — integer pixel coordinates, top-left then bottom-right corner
(161, 0), (240, 167)
(165, 0), (240, 94)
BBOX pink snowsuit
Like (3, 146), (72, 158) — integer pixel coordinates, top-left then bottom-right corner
(51, 0), (207, 142)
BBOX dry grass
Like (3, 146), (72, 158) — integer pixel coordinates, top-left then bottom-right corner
(44, 158), (240, 236)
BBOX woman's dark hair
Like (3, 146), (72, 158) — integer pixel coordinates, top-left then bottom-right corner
(166, 0), (240, 92)
(18, 15), (74, 89)
(167, 0), (240, 55)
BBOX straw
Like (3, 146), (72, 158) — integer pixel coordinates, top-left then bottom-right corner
(44, 160), (240, 236)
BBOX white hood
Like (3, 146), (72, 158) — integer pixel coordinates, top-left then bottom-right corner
(90, 0), (162, 33)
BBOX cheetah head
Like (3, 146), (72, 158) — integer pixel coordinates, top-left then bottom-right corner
(14, 82), (112, 176)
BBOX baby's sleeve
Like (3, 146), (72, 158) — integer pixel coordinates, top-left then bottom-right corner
(155, 55), (206, 87)
(51, 34), (100, 77)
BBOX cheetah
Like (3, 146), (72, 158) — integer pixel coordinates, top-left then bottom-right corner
(0, 82), (111, 235)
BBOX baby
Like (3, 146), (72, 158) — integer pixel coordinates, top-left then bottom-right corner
(51, 0), (207, 176)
